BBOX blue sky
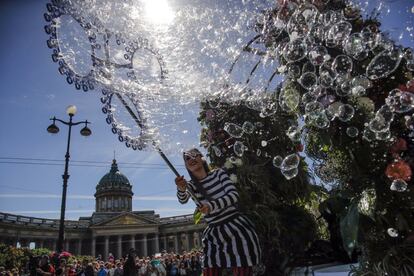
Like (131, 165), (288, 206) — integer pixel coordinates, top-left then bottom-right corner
(0, 0), (196, 219)
(0, 0), (413, 220)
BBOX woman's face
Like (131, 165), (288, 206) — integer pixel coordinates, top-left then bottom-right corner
(184, 153), (203, 172)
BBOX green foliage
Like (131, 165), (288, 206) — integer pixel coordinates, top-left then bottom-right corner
(0, 244), (29, 271)
(198, 97), (324, 273)
(249, 0), (414, 273)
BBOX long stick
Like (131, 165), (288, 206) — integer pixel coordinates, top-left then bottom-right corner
(114, 92), (202, 206)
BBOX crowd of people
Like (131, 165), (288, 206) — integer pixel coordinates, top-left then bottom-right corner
(0, 249), (203, 276)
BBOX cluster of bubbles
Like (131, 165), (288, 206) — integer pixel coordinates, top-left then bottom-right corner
(45, 0), (414, 163)
(263, 1), (414, 142)
(272, 154), (300, 180)
(44, 0), (275, 154)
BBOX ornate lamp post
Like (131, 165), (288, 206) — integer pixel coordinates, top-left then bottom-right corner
(47, 105), (92, 253)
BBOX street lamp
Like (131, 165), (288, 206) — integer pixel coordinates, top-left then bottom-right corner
(47, 105), (91, 253)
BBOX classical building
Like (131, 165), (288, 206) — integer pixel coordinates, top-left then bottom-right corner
(0, 159), (205, 259)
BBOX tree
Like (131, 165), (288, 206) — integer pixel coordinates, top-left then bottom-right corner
(199, 0), (414, 274)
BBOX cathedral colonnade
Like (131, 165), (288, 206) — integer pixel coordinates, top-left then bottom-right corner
(0, 159), (205, 260)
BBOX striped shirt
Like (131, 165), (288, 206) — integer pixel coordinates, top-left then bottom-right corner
(177, 169), (239, 225)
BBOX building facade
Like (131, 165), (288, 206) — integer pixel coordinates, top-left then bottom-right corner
(0, 159), (205, 259)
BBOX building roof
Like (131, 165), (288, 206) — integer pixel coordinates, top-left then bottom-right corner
(95, 159), (133, 195)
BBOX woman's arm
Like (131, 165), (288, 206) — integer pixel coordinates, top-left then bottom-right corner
(176, 189), (190, 204)
(208, 169), (239, 212)
(175, 176), (190, 204)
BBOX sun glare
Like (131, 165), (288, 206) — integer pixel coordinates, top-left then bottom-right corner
(144, 0), (175, 25)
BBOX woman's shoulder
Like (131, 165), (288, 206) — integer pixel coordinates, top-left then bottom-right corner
(210, 168), (228, 177)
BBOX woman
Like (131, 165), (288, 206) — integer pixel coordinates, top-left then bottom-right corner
(175, 148), (261, 276)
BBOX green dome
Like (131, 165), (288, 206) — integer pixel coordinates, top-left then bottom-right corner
(95, 159), (133, 194)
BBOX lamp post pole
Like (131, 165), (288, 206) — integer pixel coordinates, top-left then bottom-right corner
(47, 105), (91, 253)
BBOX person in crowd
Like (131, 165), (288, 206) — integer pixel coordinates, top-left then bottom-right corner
(175, 148), (261, 276)
(113, 262), (123, 276)
(169, 261), (178, 276)
(36, 255), (55, 276)
(97, 263), (107, 276)
(67, 263), (77, 276)
(123, 250), (137, 276)
(177, 263), (187, 276)
(108, 254), (115, 264)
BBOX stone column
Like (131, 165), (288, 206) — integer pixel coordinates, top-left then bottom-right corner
(199, 232), (203, 247)
(91, 236), (96, 257)
(39, 240), (44, 249)
(142, 234), (148, 257)
(65, 239), (70, 252)
(77, 239), (82, 255)
(185, 233), (190, 251)
(130, 235), (135, 250)
(104, 236), (109, 260)
(52, 240), (57, 251)
(174, 234), (179, 253)
(117, 235), (122, 259)
(154, 234), (159, 253)
(163, 235), (167, 251)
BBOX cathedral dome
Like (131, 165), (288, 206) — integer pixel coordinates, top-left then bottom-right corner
(96, 159), (132, 192)
(95, 159), (133, 213)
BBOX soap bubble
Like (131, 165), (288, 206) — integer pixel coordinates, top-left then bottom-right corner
(343, 33), (369, 60)
(281, 154), (300, 171)
(375, 129), (391, 141)
(351, 86), (366, 97)
(242, 121), (255, 134)
(281, 167), (299, 180)
(299, 72), (318, 90)
(337, 104), (355, 122)
(233, 141), (247, 157)
(286, 126), (301, 142)
(366, 48), (403, 80)
(302, 61), (316, 74)
(351, 76), (372, 89)
(272, 155), (283, 168)
(385, 89), (414, 114)
(287, 64), (301, 79)
(338, 81), (352, 97)
(261, 140), (268, 147)
(390, 179), (408, 192)
(308, 45), (328, 65)
(305, 101), (324, 113)
(326, 102), (342, 120)
(346, 126), (359, 137)
(387, 228), (399, 238)
(302, 92), (317, 105)
(362, 127), (376, 142)
(332, 55), (353, 76)
(287, 10), (310, 39)
(327, 21), (352, 46)
(282, 38), (307, 62)
(319, 61), (336, 88)
(224, 122), (244, 138)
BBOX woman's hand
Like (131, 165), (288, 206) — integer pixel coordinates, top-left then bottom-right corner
(175, 176), (187, 191)
(199, 204), (210, 214)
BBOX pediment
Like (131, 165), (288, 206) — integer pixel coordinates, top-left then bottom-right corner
(92, 213), (157, 227)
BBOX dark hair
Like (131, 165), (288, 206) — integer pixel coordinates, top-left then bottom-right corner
(183, 148), (210, 183)
(183, 148), (212, 201)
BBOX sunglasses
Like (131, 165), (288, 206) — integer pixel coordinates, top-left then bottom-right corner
(184, 154), (201, 161)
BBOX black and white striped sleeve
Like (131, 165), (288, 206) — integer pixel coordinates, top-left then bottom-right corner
(177, 188), (190, 204)
(209, 169), (239, 212)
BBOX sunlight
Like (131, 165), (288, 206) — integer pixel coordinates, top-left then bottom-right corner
(144, 0), (175, 25)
